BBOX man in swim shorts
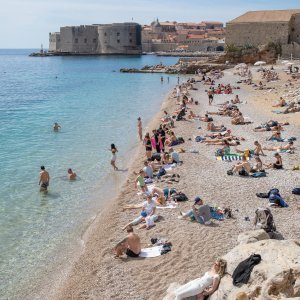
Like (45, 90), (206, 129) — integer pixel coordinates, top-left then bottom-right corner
(114, 225), (141, 258)
(39, 166), (50, 192)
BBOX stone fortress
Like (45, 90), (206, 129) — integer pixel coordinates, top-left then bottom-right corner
(49, 23), (142, 55)
(226, 9), (300, 58)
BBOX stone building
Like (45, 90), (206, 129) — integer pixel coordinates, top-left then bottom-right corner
(226, 9), (300, 58)
(141, 19), (225, 53)
(49, 23), (142, 55)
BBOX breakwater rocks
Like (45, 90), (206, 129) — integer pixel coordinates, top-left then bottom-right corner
(120, 61), (231, 75)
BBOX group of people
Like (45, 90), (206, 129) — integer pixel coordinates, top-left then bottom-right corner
(39, 123), (77, 192)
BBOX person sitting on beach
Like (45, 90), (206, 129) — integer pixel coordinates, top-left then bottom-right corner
(188, 110), (199, 120)
(264, 153), (283, 169)
(53, 122), (61, 131)
(168, 148), (181, 164)
(267, 131), (283, 142)
(122, 195), (158, 230)
(232, 95), (241, 104)
(272, 97), (286, 107)
(165, 131), (178, 147)
(114, 225), (141, 258)
(178, 197), (211, 225)
(143, 161), (153, 178)
(250, 155), (264, 173)
(231, 112), (244, 125)
(232, 155), (251, 175)
(67, 168), (77, 180)
(173, 258), (227, 300)
(199, 114), (213, 122)
(135, 170), (148, 192)
(161, 152), (172, 164)
(263, 141), (294, 152)
(207, 122), (225, 132)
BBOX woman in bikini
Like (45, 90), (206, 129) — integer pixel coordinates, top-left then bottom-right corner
(144, 133), (152, 159)
(110, 144), (118, 170)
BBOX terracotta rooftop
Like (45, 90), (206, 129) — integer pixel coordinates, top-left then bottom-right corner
(228, 9), (300, 24)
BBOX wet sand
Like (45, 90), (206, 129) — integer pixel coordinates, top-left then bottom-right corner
(54, 66), (300, 300)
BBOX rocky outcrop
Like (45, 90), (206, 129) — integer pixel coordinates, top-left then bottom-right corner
(164, 231), (300, 300)
(211, 236), (300, 299)
(237, 229), (270, 244)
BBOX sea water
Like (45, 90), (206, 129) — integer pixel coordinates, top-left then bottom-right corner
(0, 49), (178, 298)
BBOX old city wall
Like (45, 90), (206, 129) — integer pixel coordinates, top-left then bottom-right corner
(49, 33), (61, 52)
(97, 24), (141, 54)
(226, 22), (289, 47)
(60, 26), (98, 54)
(290, 14), (300, 44)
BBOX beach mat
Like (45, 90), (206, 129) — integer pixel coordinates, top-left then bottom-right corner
(157, 202), (178, 209)
(139, 246), (163, 258)
(216, 156), (249, 161)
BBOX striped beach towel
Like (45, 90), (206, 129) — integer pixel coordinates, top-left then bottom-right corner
(216, 155), (249, 161)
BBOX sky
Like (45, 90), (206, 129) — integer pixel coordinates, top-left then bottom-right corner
(0, 0), (299, 48)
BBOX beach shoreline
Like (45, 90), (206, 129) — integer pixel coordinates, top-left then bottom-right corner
(53, 67), (300, 300)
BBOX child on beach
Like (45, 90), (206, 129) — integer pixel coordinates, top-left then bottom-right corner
(110, 144), (118, 170)
(135, 170), (148, 192)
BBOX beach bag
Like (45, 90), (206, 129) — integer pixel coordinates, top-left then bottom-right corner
(251, 172), (266, 178)
(238, 168), (249, 176)
(195, 136), (205, 142)
(254, 208), (276, 232)
(172, 192), (188, 202)
(215, 149), (223, 156)
(177, 137), (185, 144)
(292, 188), (300, 195)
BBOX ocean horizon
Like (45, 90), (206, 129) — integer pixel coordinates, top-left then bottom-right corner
(0, 49), (178, 298)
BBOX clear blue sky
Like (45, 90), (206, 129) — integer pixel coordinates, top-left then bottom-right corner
(0, 0), (299, 48)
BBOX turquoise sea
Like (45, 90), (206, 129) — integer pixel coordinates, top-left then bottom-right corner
(0, 49), (178, 298)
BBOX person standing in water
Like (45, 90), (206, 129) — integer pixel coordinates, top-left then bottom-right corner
(53, 122), (61, 131)
(39, 166), (50, 192)
(67, 168), (77, 180)
(110, 144), (118, 171)
(137, 117), (142, 142)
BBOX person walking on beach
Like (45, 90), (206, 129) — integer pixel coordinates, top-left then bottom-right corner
(208, 90), (214, 105)
(114, 225), (141, 258)
(110, 144), (118, 171)
(53, 122), (61, 131)
(39, 166), (50, 192)
(137, 117), (143, 142)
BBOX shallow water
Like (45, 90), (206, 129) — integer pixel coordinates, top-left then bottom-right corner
(0, 49), (178, 298)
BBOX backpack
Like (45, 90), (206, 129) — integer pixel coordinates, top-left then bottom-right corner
(177, 137), (185, 144)
(254, 208), (276, 233)
(172, 192), (188, 202)
(227, 169), (234, 176)
(292, 188), (300, 195)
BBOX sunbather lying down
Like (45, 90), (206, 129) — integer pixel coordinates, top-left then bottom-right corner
(263, 141), (294, 152)
(203, 139), (240, 146)
(173, 258), (227, 300)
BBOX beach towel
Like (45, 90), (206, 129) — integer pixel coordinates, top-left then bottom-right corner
(216, 155), (249, 161)
(139, 246), (163, 258)
(209, 207), (224, 221)
(157, 202), (178, 209)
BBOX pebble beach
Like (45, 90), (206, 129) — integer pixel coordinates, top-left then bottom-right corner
(53, 65), (300, 300)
